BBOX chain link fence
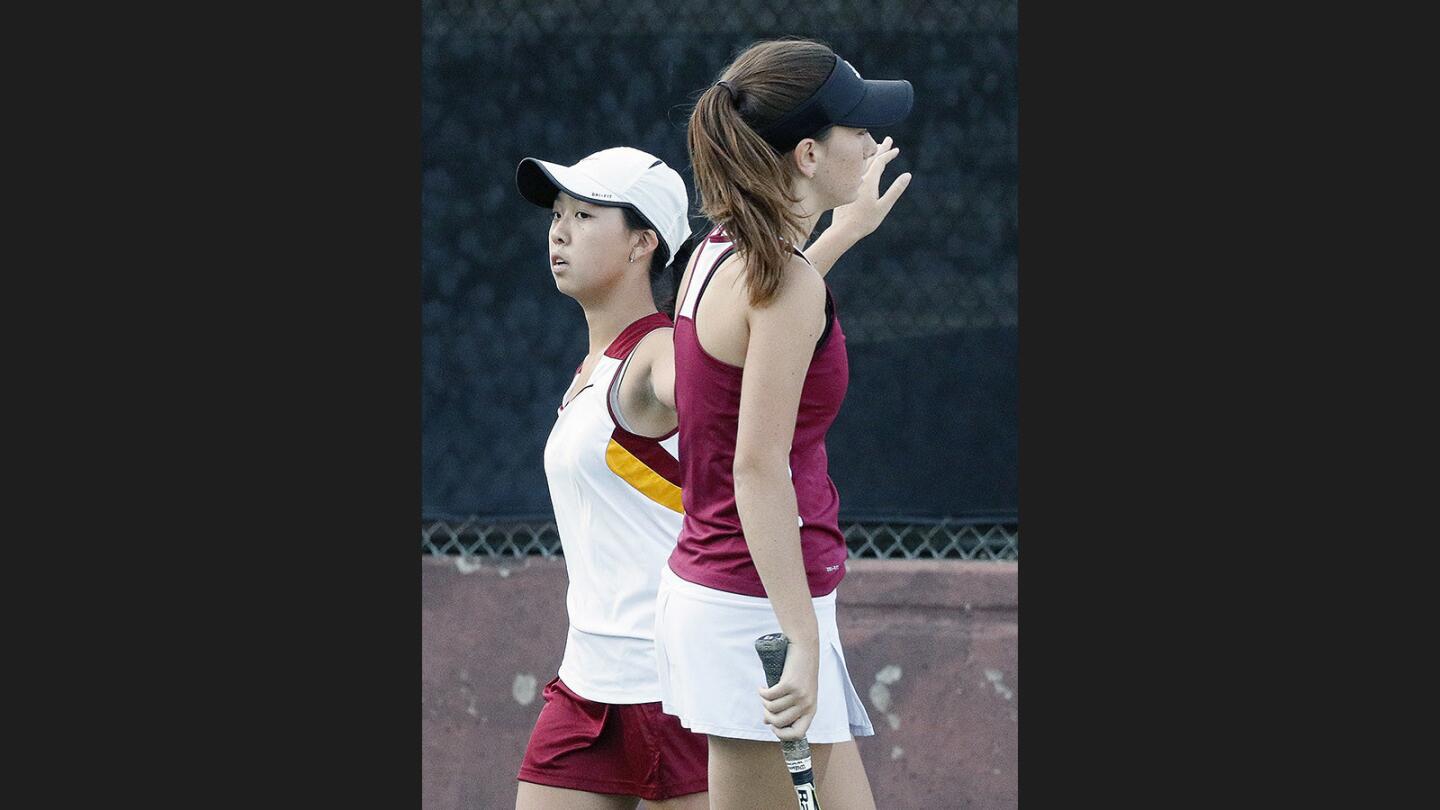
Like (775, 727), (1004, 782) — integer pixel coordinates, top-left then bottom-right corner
(423, 517), (1017, 561)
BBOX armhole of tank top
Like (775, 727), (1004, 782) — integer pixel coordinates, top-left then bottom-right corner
(607, 331), (678, 440)
(607, 348), (639, 433)
(787, 244), (836, 352)
(816, 287), (836, 352)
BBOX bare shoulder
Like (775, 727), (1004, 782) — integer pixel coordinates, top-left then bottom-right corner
(629, 325), (675, 368)
(748, 253), (826, 316)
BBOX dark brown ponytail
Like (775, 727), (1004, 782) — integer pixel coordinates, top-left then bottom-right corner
(687, 39), (836, 307)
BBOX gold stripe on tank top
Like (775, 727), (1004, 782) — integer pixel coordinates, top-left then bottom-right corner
(604, 439), (684, 513)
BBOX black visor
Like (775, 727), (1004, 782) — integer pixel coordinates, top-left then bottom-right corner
(757, 55), (914, 153)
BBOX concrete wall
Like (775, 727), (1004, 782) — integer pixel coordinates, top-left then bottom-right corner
(423, 557), (1017, 808)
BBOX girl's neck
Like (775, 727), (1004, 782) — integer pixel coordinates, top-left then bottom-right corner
(579, 283), (659, 358)
(787, 190), (828, 248)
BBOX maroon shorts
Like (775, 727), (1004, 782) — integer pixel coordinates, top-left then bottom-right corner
(517, 676), (708, 801)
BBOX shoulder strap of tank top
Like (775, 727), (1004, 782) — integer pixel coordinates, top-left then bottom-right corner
(604, 312), (673, 359)
(691, 245), (735, 312)
(678, 225), (735, 320)
(791, 243), (813, 266)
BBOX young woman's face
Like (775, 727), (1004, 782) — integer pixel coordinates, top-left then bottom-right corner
(813, 125), (879, 208)
(548, 192), (633, 299)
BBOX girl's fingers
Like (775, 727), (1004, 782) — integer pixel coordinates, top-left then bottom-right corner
(782, 713), (814, 740)
(873, 146), (901, 169)
(879, 173), (913, 207)
(775, 724), (806, 741)
(760, 692), (799, 714)
(764, 705), (805, 728)
(865, 146), (900, 179)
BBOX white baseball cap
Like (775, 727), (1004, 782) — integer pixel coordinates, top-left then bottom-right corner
(516, 147), (692, 266)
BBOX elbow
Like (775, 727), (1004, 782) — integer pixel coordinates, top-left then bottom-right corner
(733, 451), (788, 484)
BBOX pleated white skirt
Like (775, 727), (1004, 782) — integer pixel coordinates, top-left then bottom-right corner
(653, 565), (874, 743)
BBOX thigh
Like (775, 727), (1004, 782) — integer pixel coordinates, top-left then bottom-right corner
(640, 792), (709, 810)
(515, 781), (638, 810)
(812, 740), (876, 810)
(705, 735), (835, 810)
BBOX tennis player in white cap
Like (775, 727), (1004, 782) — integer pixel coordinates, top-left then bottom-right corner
(512, 146), (709, 810)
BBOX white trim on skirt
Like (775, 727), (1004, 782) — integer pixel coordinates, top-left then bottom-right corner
(653, 564), (875, 743)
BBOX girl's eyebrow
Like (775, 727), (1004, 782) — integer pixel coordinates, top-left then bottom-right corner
(552, 196), (596, 211)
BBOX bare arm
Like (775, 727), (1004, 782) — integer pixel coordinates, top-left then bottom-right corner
(733, 256), (829, 741)
(647, 328), (676, 412)
(803, 136), (913, 277)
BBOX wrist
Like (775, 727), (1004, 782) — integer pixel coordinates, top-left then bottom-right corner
(781, 626), (820, 648)
(824, 223), (865, 245)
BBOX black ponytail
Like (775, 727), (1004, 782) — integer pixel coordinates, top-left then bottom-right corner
(662, 227), (706, 318)
(623, 207), (703, 319)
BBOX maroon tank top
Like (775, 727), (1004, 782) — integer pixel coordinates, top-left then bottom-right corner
(668, 225), (849, 597)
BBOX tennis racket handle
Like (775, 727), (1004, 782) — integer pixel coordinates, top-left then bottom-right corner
(782, 738), (814, 768)
(756, 633), (821, 808)
(755, 633), (815, 765)
(754, 632), (790, 688)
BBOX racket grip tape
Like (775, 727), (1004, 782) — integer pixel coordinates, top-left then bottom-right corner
(755, 633), (820, 797)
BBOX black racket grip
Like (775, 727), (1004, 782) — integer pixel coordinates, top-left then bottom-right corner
(755, 632), (789, 688)
(754, 632), (817, 793)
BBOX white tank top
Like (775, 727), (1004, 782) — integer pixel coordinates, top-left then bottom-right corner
(543, 312), (683, 704)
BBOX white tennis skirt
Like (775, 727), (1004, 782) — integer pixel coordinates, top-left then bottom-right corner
(653, 565), (874, 744)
